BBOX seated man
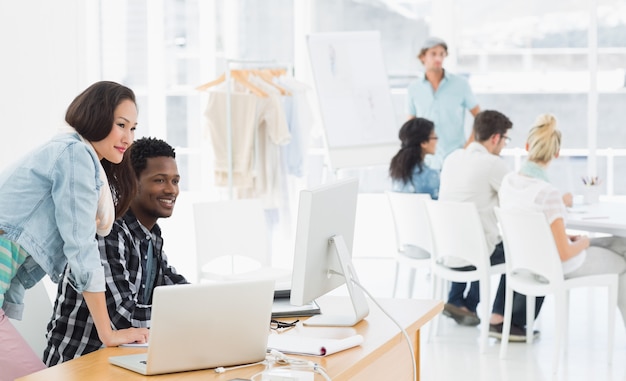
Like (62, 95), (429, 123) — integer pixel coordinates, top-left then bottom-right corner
(44, 137), (189, 365)
(439, 110), (544, 340)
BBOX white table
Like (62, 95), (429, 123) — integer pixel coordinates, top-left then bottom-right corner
(567, 201), (626, 237)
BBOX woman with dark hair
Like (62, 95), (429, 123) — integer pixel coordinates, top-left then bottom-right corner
(389, 117), (440, 199)
(0, 81), (149, 380)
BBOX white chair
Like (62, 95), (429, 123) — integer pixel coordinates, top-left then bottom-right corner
(385, 191), (433, 298)
(495, 207), (617, 373)
(425, 200), (506, 353)
(193, 199), (291, 286)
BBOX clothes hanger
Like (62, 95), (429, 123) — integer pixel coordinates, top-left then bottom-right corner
(231, 70), (268, 98)
(251, 69), (290, 96)
(269, 68), (288, 77)
(196, 70), (268, 97)
(195, 73), (225, 91)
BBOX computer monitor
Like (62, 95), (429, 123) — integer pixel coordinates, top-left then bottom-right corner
(290, 177), (369, 327)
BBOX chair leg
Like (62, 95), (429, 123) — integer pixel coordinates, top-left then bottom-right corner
(392, 261), (401, 298)
(407, 268), (416, 298)
(526, 296), (535, 344)
(561, 290), (570, 356)
(478, 280), (490, 353)
(428, 275), (442, 343)
(437, 279), (451, 337)
(499, 285), (514, 359)
(552, 292), (566, 375)
(428, 267), (436, 300)
(479, 274), (491, 353)
(607, 279), (618, 364)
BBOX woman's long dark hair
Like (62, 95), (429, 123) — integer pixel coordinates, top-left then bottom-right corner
(389, 117), (435, 184)
(65, 81), (137, 218)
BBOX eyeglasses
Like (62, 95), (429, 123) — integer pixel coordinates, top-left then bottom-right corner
(270, 319), (299, 331)
(429, 135), (439, 140)
(501, 135), (511, 144)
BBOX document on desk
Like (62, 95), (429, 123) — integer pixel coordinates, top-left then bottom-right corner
(567, 206), (608, 220)
(267, 333), (363, 356)
(567, 206), (588, 214)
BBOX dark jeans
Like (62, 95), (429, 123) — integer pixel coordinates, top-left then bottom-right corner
(447, 242), (544, 328)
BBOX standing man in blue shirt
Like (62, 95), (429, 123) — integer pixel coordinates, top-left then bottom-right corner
(407, 36), (480, 169)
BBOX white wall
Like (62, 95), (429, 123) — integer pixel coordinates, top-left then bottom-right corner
(0, 1), (96, 171)
(0, 1), (398, 288)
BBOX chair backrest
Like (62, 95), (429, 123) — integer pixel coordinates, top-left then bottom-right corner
(424, 200), (491, 271)
(193, 199), (270, 280)
(494, 207), (564, 286)
(385, 191), (433, 256)
(353, 193), (397, 260)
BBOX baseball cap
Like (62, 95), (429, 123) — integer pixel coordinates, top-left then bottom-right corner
(421, 36), (448, 52)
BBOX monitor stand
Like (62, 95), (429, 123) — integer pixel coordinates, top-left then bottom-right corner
(303, 235), (370, 327)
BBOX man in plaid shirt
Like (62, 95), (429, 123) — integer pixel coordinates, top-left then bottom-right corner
(43, 137), (189, 365)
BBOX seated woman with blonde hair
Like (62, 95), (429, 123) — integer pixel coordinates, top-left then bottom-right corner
(498, 113), (626, 326)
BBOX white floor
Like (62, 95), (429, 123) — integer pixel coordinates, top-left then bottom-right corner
(343, 258), (626, 381)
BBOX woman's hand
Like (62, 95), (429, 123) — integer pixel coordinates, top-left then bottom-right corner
(562, 192), (573, 207)
(83, 291), (150, 347)
(100, 327), (150, 347)
(569, 234), (590, 248)
(552, 219), (590, 261)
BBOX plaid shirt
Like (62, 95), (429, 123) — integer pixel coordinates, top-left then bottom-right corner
(43, 210), (188, 366)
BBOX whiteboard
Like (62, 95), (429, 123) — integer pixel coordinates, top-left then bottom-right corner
(307, 31), (399, 169)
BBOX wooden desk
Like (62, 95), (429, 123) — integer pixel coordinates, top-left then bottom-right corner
(567, 201), (626, 237)
(18, 297), (441, 381)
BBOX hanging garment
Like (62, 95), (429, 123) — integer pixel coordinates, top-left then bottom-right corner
(204, 88), (259, 190)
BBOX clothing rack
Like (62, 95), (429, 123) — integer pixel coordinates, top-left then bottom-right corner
(197, 59), (294, 199)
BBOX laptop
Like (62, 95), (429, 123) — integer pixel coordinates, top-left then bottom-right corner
(109, 279), (275, 375)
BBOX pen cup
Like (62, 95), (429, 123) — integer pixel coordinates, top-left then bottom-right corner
(583, 186), (600, 205)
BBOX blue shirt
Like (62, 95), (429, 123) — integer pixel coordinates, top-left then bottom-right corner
(392, 164), (440, 200)
(406, 70), (478, 169)
(0, 132), (106, 319)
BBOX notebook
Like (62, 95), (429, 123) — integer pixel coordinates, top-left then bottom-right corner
(109, 279), (275, 375)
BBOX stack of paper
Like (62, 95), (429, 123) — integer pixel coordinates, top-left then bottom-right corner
(267, 333), (363, 356)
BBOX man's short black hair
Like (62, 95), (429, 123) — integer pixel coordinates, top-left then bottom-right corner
(473, 110), (513, 142)
(129, 137), (176, 177)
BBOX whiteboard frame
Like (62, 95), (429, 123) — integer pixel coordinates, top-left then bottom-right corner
(307, 31), (398, 171)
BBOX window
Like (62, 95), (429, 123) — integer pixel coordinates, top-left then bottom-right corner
(97, 0), (626, 194)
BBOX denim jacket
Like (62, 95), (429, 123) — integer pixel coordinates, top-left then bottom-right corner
(0, 132), (106, 319)
(392, 163), (440, 200)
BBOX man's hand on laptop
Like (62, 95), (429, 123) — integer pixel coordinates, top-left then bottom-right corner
(102, 328), (150, 347)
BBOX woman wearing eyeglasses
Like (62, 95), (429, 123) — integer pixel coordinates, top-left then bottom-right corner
(389, 117), (440, 200)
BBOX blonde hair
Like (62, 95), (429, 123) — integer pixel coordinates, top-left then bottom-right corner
(527, 113), (561, 163)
